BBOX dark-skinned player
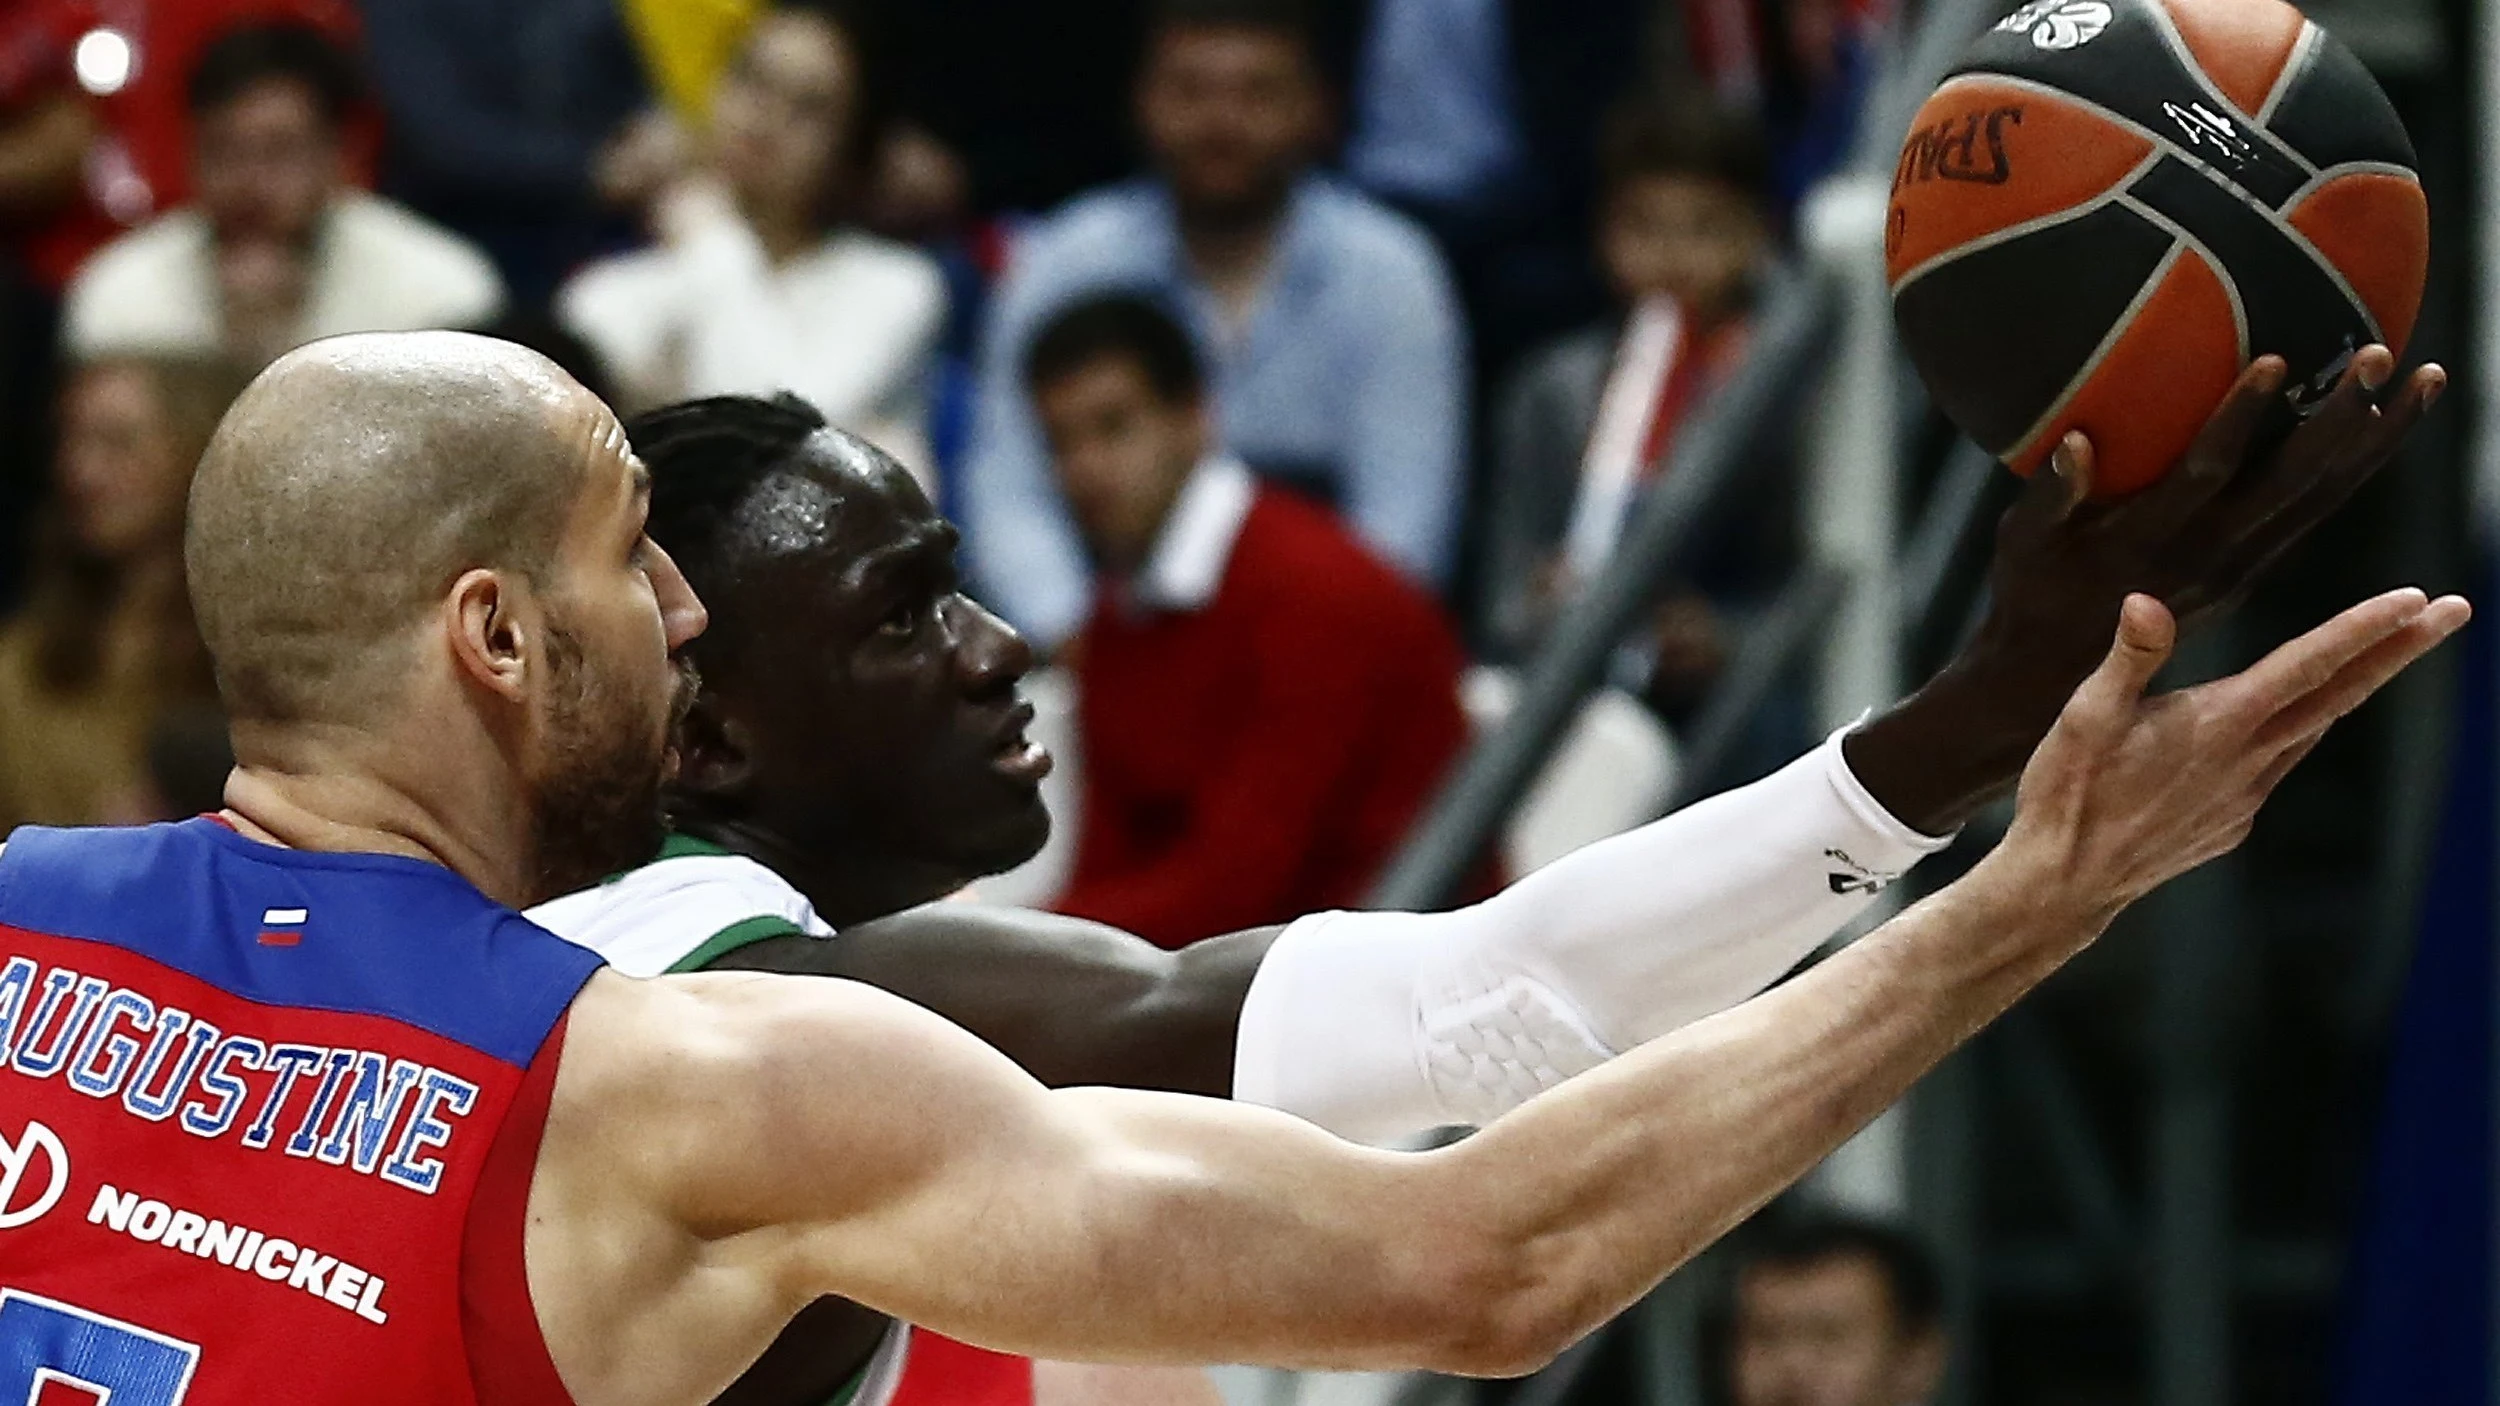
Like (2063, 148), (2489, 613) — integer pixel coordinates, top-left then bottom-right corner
(528, 344), (2444, 1406)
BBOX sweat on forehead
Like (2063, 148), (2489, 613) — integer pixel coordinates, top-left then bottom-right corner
(707, 431), (928, 561)
(185, 331), (603, 726)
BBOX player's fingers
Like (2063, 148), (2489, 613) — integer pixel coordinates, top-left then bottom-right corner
(2327, 362), (2444, 488)
(2249, 594), (2471, 753)
(2190, 375), (2440, 619)
(2222, 355), (2431, 559)
(2288, 345), (2398, 456)
(2050, 432), (2094, 514)
(2217, 588), (2434, 722)
(2061, 593), (2177, 734)
(2004, 432), (2093, 538)
(2120, 356), (2285, 537)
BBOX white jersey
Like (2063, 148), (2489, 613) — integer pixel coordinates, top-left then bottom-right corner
(527, 833), (836, 976)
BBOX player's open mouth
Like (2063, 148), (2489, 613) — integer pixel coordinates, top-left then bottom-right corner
(992, 702), (1053, 783)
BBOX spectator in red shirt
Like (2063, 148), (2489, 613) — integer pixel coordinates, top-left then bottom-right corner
(1028, 292), (1473, 948)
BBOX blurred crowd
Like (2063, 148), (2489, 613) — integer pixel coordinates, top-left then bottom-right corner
(0, 0), (1884, 944)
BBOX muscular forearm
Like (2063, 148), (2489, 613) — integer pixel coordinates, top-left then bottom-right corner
(1440, 846), (2093, 1368)
(1234, 731), (1952, 1140)
(965, 846), (2088, 1379)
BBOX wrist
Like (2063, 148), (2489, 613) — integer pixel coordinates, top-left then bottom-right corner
(1959, 841), (2115, 962)
(1844, 663), (2046, 835)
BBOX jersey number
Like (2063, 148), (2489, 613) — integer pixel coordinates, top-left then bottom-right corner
(0, 1291), (200, 1406)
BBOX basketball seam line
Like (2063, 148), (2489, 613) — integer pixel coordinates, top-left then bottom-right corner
(2004, 240), (2189, 466)
(2276, 160), (2424, 213)
(2135, 0), (2318, 175)
(1887, 149), (2166, 297)
(2254, 22), (2323, 127)
(1935, 71), (2290, 210)
(2115, 193), (2251, 360)
(1928, 71), (2383, 342)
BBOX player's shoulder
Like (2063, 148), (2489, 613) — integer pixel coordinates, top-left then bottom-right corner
(562, 961), (1007, 1130)
(528, 833), (835, 977)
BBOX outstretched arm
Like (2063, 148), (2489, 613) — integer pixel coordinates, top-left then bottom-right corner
(702, 348), (2445, 1142)
(537, 589), (2462, 1404)
(716, 908), (1277, 1097)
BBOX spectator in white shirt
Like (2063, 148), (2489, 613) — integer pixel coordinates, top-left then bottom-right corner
(62, 24), (504, 371)
(558, 3), (948, 489)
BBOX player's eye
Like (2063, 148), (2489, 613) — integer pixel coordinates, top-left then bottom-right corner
(878, 599), (923, 639)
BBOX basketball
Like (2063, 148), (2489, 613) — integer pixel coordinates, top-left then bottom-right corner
(1885, 0), (2428, 497)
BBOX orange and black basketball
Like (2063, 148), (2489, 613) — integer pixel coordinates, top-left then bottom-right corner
(1886, 0), (2427, 497)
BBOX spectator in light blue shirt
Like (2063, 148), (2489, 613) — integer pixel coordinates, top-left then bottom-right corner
(962, 0), (1469, 649)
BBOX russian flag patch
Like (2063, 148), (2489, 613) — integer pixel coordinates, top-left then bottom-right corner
(257, 908), (308, 947)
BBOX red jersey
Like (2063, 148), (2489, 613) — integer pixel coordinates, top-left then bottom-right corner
(867, 1327), (1033, 1405)
(0, 820), (601, 1405)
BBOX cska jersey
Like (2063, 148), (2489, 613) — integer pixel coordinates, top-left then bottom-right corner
(851, 1325), (1033, 1406)
(0, 819), (603, 1406)
(531, 838), (1035, 1406)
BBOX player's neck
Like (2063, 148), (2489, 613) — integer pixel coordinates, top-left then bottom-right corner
(221, 725), (541, 909)
(680, 818), (967, 930)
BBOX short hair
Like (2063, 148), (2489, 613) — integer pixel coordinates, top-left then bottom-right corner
(1735, 1212), (1944, 1335)
(1599, 94), (1772, 200)
(1148, 0), (1316, 49)
(1024, 294), (1205, 404)
(629, 392), (831, 618)
(186, 334), (589, 727)
(187, 21), (363, 126)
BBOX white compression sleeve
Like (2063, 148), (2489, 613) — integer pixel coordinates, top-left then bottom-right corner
(1231, 729), (1954, 1144)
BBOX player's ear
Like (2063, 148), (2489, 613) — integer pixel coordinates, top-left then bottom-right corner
(674, 694), (757, 801)
(444, 568), (532, 704)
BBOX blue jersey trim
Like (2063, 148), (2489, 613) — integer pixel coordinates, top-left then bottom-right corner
(0, 822), (604, 1069)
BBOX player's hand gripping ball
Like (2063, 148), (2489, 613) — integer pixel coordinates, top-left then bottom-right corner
(1887, 0), (2427, 498)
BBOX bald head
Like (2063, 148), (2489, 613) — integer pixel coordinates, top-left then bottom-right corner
(188, 331), (606, 727)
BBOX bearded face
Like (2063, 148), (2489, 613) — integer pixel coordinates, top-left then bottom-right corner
(525, 619), (699, 902)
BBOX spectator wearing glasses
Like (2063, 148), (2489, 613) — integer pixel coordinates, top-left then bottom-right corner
(558, 1), (947, 486)
(61, 22), (503, 369)
(963, 0), (1468, 650)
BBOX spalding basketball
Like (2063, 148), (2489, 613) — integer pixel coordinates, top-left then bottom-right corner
(1886, 0), (2427, 497)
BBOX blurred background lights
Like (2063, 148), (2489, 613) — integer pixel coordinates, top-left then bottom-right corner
(73, 28), (133, 97)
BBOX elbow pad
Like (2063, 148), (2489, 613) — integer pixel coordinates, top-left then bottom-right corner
(1232, 730), (1953, 1144)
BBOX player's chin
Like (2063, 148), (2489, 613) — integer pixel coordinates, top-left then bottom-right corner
(956, 784), (1053, 878)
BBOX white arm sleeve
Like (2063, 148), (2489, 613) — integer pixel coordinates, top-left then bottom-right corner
(1231, 730), (1954, 1144)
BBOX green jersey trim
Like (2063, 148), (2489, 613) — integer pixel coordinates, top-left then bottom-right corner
(656, 831), (735, 863)
(667, 914), (809, 973)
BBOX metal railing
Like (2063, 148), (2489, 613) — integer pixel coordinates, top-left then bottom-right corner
(1365, 267), (1839, 911)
